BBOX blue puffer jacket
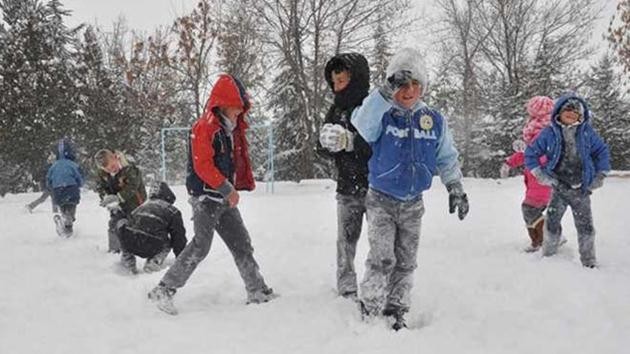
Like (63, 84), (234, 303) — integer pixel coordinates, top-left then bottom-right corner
(524, 94), (610, 193)
(351, 89), (462, 201)
(47, 139), (83, 205)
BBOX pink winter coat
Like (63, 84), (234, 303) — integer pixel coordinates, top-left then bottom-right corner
(505, 152), (551, 208)
(507, 96), (554, 208)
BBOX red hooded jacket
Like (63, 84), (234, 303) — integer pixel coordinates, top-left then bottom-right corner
(186, 74), (255, 197)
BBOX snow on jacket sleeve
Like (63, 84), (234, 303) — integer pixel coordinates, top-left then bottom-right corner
(589, 127), (611, 174)
(505, 151), (525, 169)
(350, 89), (390, 143)
(435, 117), (463, 186)
(191, 120), (233, 195)
(525, 127), (551, 171)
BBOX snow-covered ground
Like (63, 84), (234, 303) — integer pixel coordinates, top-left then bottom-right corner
(1, 177), (629, 354)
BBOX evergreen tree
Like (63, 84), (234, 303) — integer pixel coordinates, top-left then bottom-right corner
(0, 0), (81, 191)
(74, 25), (131, 163)
(584, 54), (630, 170)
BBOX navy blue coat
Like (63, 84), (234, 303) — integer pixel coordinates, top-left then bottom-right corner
(47, 139), (83, 205)
(525, 94), (611, 193)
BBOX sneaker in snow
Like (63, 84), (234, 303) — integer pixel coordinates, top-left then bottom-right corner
(246, 287), (277, 304)
(53, 214), (66, 237)
(148, 285), (177, 315)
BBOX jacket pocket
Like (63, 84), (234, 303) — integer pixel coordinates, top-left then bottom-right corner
(376, 162), (402, 179)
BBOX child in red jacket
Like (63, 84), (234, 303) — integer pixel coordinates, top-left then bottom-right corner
(500, 96), (554, 252)
(148, 74), (274, 315)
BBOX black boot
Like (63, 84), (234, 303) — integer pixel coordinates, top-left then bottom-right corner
(383, 306), (407, 331)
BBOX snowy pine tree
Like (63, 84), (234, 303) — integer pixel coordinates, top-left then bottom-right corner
(0, 0), (82, 191)
(584, 53), (630, 170)
(216, 0), (270, 180)
(74, 25), (132, 165)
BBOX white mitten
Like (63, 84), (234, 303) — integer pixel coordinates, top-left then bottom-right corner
(319, 124), (354, 152)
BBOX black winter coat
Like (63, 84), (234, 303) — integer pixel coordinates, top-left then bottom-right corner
(118, 182), (187, 259)
(317, 53), (371, 196)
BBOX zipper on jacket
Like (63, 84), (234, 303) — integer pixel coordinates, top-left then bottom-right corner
(408, 111), (416, 198)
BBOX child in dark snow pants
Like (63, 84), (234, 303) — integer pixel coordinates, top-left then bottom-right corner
(47, 138), (83, 237)
(525, 94), (610, 268)
(317, 53), (371, 299)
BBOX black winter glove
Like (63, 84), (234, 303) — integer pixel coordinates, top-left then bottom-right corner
(379, 70), (414, 100)
(447, 181), (469, 221)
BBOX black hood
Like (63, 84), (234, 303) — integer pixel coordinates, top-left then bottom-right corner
(324, 53), (370, 110)
(149, 181), (176, 204)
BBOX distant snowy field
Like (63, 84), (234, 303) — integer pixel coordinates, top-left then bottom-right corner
(1, 177), (629, 354)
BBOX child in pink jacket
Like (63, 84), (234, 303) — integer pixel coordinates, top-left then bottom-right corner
(500, 96), (554, 252)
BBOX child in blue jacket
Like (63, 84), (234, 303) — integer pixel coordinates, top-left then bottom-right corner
(351, 48), (469, 330)
(525, 94), (610, 268)
(47, 138), (83, 237)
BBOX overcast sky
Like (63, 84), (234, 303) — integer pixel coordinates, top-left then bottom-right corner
(62, 0), (618, 61)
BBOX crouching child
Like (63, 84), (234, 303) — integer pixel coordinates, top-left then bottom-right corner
(115, 182), (187, 273)
(94, 149), (147, 272)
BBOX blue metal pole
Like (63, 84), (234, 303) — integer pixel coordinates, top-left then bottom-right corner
(160, 128), (166, 182)
(269, 122), (274, 194)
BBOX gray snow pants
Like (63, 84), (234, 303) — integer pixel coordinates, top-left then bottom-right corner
(360, 189), (424, 315)
(160, 196), (268, 295)
(59, 204), (76, 227)
(543, 186), (596, 267)
(336, 193), (366, 296)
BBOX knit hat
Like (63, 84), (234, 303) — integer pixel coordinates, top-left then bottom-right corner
(523, 96), (553, 145)
(526, 96), (554, 118)
(385, 48), (429, 93)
